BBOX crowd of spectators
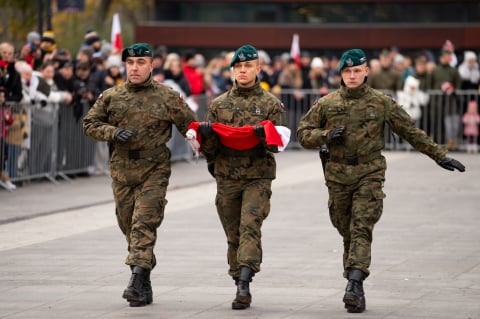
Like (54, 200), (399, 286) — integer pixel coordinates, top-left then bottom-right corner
(1, 30), (480, 190)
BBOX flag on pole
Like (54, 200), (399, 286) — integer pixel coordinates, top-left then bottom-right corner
(290, 33), (300, 67)
(111, 13), (123, 53)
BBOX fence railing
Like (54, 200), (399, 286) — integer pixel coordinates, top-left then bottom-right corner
(1, 89), (477, 190)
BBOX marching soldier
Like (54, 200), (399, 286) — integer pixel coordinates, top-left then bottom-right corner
(297, 48), (465, 313)
(83, 43), (197, 307)
(198, 44), (287, 310)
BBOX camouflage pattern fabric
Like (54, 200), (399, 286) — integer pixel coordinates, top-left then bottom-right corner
(201, 80), (286, 278)
(83, 76), (197, 270)
(297, 83), (447, 277)
(326, 160), (386, 278)
(216, 178), (272, 276)
(202, 80), (287, 179)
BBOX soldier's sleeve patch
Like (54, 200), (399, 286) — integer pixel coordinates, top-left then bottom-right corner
(280, 102), (285, 110)
(97, 93), (103, 99)
(384, 93), (397, 104)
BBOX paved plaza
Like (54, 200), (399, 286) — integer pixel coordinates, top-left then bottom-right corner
(0, 150), (479, 319)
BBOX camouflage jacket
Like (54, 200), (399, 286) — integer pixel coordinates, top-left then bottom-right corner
(83, 76), (197, 184)
(297, 83), (447, 164)
(202, 80), (287, 180)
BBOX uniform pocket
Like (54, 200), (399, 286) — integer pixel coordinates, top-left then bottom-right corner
(366, 187), (385, 224)
(326, 105), (347, 127)
(108, 105), (128, 126)
(217, 103), (235, 124)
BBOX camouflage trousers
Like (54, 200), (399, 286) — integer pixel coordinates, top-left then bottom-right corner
(112, 168), (170, 271)
(326, 175), (385, 278)
(215, 177), (272, 278)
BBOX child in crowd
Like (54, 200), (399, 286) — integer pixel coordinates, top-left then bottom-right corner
(462, 100), (480, 154)
(1, 99), (15, 189)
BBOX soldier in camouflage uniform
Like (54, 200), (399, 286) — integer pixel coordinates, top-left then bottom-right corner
(83, 43), (197, 307)
(297, 49), (465, 313)
(198, 44), (287, 310)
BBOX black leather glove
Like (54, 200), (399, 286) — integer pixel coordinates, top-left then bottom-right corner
(253, 125), (266, 138)
(438, 157), (465, 172)
(327, 126), (345, 144)
(198, 121), (213, 137)
(207, 163), (215, 178)
(114, 128), (135, 143)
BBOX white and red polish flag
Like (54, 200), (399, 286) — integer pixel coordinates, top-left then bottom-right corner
(186, 120), (291, 157)
(111, 13), (123, 53)
(290, 33), (301, 68)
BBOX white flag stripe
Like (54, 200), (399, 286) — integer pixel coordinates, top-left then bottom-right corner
(111, 13), (123, 52)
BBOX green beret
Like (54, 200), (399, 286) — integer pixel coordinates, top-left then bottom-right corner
(338, 49), (367, 71)
(230, 44), (258, 67)
(121, 43), (153, 62)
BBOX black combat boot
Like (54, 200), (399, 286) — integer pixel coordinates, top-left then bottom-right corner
(129, 269), (153, 307)
(232, 266), (254, 310)
(122, 266), (147, 304)
(343, 269), (366, 313)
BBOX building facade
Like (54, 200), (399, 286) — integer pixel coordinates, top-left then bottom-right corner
(135, 0), (480, 57)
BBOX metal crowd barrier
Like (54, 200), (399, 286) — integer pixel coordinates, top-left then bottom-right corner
(0, 101), (101, 191)
(1, 89), (477, 191)
(0, 98), (205, 191)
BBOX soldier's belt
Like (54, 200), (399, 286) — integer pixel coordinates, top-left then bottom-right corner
(329, 151), (381, 166)
(115, 145), (166, 160)
(220, 144), (266, 157)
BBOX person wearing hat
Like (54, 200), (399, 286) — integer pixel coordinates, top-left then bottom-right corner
(40, 30), (56, 58)
(19, 31), (42, 69)
(297, 48), (465, 313)
(83, 43), (197, 307)
(197, 44), (287, 310)
(81, 29), (102, 53)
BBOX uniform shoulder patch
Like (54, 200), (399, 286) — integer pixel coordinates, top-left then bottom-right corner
(384, 93), (397, 104)
(97, 93), (103, 99)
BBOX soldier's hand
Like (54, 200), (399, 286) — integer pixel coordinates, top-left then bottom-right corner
(438, 157), (465, 172)
(198, 121), (213, 137)
(253, 125), (266, 138)
(114, 128), (135, 143)
(327, 126), (345, 144)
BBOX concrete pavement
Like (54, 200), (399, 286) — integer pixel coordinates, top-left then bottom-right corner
(0, 149), (479, 319)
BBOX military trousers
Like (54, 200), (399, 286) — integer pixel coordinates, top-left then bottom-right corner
(112, 164), (170, 271)
(325, 159), (386, 278)
(215, 177), (272, 278)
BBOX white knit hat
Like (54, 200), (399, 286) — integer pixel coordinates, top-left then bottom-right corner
(464, 51), (477, 61)
(310, 57), (324, 69)
(106, 55), (122, 68)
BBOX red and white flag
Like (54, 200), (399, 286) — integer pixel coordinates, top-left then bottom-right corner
(290, 33), (300, 67)
(186, 120), (291, 155)
(111, 13), (123, 53)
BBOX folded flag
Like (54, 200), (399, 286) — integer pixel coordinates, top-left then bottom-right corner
(186, 120), (290, 154)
